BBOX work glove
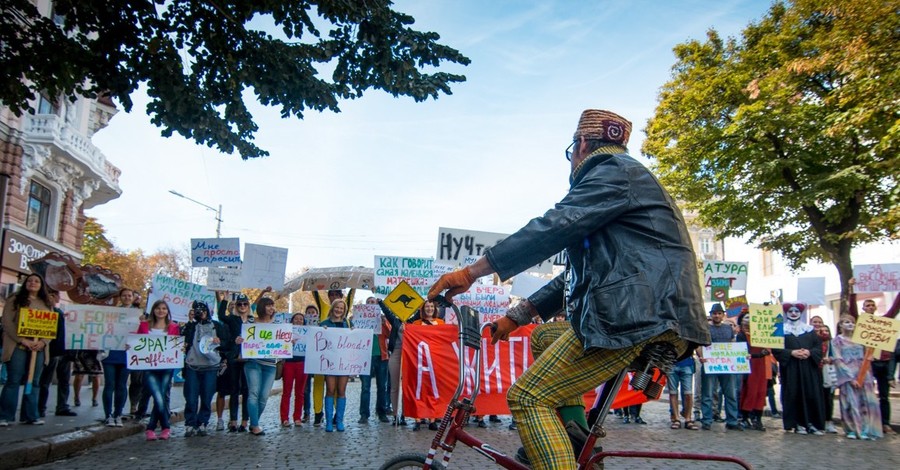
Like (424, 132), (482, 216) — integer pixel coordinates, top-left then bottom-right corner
(491, 316), (520, 344)
(427, 267), (475, 301)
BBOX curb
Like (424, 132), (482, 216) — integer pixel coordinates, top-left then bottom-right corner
(0, 388), (282, 470)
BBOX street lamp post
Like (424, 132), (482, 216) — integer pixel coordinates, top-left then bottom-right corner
(168, 190), (223, 238)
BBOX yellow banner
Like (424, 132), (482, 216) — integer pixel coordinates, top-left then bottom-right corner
(17, 307), (58, 339)
(748, 303), (784, 349)
(851, 313), (900, 352)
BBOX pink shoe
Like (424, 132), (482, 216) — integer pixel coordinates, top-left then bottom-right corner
(159, 429), (171, 440)
(145, 430), (158, 441)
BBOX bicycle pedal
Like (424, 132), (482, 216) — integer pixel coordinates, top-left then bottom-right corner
(643, 380), (664, 399)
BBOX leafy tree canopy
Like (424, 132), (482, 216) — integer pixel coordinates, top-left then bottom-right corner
(642, 0), (898, 309)
(0, 0), (470, 159)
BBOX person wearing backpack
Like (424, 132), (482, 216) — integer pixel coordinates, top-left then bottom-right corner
(181, 301), (227, 437)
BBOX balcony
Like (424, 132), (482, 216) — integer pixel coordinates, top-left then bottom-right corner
(23, 113), (122, 207)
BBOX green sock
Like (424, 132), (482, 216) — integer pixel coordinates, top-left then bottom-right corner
(558, 405), (589, 429)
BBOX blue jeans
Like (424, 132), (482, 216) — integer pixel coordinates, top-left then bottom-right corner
(303, 374), (312, 418)
(244, 361), (276, 428)
(666, 364), (694, 401)
(359, 358), (389, 418)
(183, 367), (217, 428)
(701, 370), (739, 426)
(0, 348), (44, 422)
(144, 369), (174, 431)
(102, 363), (129, 418)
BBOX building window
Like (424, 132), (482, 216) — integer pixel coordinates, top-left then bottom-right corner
(37, 94), (59, 115)
(700, 237), (712, 255)
(27, 181), (53, 237)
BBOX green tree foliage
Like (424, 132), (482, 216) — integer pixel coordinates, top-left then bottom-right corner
(80, 217), (112, 264)
(0, 0), (470, 159)
(642, 0), (898, 312)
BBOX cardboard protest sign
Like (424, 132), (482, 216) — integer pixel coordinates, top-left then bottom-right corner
(851, 313), (900, 353)
(455, 285), (510, 324)
(374, 255), (436, 299)
(17, 308), (58, 338)
(282, 266), (374, 294)
(292, 326), (309, 357)
(240, 323), (293, 359)
(725, 296), (748, 318)
(126, 334), (184, 370)
(852, 264), (900, 293)
(304, 312), (319, 327)
(702, 342), (750, 374)
(64, 305), (142, 350)
(436, 227), (556, 274)
(190, 238), (241, 267)
(702, 260), (749, 291)
(303, 327), (373, 376)
(146, 274), (215, 323)
(748, 303), (784, 348)
(351, 304), (382, 333)
(241, 243), (288, 289)
(207, 266), (242, 291)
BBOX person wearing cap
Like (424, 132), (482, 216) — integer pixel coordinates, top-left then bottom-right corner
(698, 303), (741, 431)
(429, 109), (710, 470)
(215, 291), (250, 432)
(181, 300), (227, 437)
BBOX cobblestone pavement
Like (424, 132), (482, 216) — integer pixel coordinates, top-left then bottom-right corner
(34, 381), (900, 470)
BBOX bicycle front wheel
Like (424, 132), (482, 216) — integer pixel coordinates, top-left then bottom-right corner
(379, 453), (446, 470)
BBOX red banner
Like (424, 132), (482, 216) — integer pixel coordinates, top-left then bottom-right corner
(401, 324), (664, 419)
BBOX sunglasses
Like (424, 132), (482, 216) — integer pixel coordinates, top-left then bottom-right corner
(236, 302), (250, 307)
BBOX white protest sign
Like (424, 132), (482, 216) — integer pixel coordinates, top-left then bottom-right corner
(303, 327), (373, 376)
(852, 264), (900, 293)
(702, 342), (750, 374)
(351, 304), (382, 332)
(241, 243), (288, 289)
(146, 274), (215, 323)
(373, 255), (437, 298)
(305, 312), (320, 327)
(292, 326), (310, 357)
(240, 323), (293, 359)
(282, 266), (374, 294)
(702, 261), (749, 291)
(190, 238), (241, 267)
(126, 334), (184, 370)
(455, 284), (510, 324)
(64, 305), (142, 351)
(797, 277), (826, 306)
(207, 266), (242, 291)
(436, 227), (556, 274)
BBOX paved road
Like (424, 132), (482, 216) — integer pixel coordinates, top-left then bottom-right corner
(30, 381), (899, 470)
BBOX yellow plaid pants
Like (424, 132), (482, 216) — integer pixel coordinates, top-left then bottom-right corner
(509, 326), (686, 470)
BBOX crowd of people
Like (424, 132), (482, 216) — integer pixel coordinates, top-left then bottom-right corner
(0, 272), (897, 448)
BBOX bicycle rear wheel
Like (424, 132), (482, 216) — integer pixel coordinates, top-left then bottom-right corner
(379, 453), (446, 470)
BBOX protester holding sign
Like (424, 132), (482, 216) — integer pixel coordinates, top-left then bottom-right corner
(810, 316), (839, 434)
(216, 291), (250, 433)
(181, 301), (226, 437)
(832, 314), (883, 440)
(378, 298), (407, 426)
(310, 289), (355, 428)
(37, 289), (77, 418)
(0, 274), (52, 426)
(280, 313), (307, 427)
(410, 300), (444, 432)
(772, 302), (826, 435)
(120, 288), (150, 421)
(319, 298), (352, 432)
(237, 296), (279, 436)
(735, 311), (769, 431)
(357, 297), (390, 425)
(136, 300), (181, 440)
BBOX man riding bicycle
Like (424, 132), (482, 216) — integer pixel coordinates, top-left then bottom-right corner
(429, 109), (711, 470)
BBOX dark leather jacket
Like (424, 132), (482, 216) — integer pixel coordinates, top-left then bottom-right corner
(486, 151), (710, 351)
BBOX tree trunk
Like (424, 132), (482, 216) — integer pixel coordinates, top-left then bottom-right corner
(832, 239), (854, 316)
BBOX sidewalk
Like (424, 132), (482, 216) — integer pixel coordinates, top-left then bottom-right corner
(0, 382), (282, 470)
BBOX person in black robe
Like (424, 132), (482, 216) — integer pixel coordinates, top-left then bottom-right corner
(773, 302), (826, 435)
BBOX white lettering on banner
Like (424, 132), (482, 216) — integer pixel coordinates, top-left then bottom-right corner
(482, 341), (502, 394)
(415, 342), (439, 400)
(508, 335), (530, 385)
(450, 342), (478, 396)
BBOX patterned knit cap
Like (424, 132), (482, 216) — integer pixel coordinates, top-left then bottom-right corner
(573, 109), (632, 145)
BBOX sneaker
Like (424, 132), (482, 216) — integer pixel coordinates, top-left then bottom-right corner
(477, 419), (487, 428)
(428, 421), (439, 431)
(859, 433), (870, 440)
(0, 420), (8, 427)
(489, 415), (502, 423)
(725, 423), (744, 431)
(883, 425), (895, 435)
(160, 429), (171, 440)
(105, 417), (115, 427)
(378, 415), (390, 423)
(701, 423), (712, 431)
(412, 421), (422, 431)
(358, 416), (368, 424)
(145, 430), (158, 441)
(807, 426), (824, 436)
(238, 424), (247, 433)
(30, 419), (45, 425)
(227, 424), (238, 433)
(846, 432), (858, 439)
(825, 422), (838, 434)
(313, 412), (323, 427)
(713, 415), (725, 423)
(795, 427), (807, 435)
(301, 415), (309, 424)
(114, 417), (123, 427)
(196, 425), (208, 436)
(216, 419), (225, 431)
(184, 427), (196, 437)
(56, 409), (78, 417)
(633, 417), (647, 425)
(92, 400), (99, 407)
(282, 420), (292, 427)
(508, 421), (518, 431)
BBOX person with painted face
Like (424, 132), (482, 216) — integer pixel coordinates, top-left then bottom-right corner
(831, 314), (883, 440)
(773, 302), (826, 435)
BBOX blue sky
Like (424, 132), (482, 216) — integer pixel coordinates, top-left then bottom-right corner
(88, 0), (774, 277)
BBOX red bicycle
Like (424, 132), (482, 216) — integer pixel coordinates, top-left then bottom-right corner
(380, 298), (752, 470)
